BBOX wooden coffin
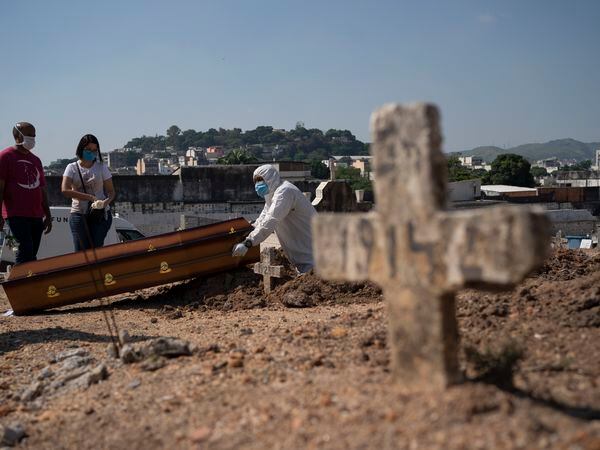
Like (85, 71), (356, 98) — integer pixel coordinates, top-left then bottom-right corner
(2, 217), (259, 315)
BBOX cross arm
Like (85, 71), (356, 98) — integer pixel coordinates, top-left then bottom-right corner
(254, 263), (283, 278)
(312, 212), (383, 283)
(439, 205), (550, 290)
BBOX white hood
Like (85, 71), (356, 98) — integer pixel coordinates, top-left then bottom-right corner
(253, 164), (282, 198)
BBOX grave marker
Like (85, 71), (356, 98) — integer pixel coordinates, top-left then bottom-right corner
(312, 103), (550, 389)
(254, 247), (285, 294)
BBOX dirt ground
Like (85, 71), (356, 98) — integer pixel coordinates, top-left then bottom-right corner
(0, 248), (599, 449)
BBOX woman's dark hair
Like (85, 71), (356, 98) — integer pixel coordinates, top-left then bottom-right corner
(76, 134), (103, 162)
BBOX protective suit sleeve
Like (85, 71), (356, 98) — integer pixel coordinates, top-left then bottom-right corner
(252, 203), (269, 229)
(248, 188), (294, 245)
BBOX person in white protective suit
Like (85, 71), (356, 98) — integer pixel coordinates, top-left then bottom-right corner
(232, 164), (317, 273)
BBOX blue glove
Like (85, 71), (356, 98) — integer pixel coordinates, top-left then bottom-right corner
(232, 243), (249, 257)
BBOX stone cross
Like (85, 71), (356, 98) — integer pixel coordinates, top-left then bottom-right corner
(254, 247), (285, 293)
(312, 103), (550, 389)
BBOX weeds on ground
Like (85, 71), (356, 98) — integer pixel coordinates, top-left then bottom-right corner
(464, 339), (524, 388)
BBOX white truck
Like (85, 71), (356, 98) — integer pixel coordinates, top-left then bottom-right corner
(0, 207), (144, 268)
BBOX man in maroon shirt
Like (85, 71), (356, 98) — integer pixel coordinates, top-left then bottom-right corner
(0, 122), (52, 264)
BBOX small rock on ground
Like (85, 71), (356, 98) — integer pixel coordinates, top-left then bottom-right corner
(282, 292), (315, 308)
(1, 423), (26, 447)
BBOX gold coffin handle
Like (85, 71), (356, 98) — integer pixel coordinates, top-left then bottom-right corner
(160, 261), (172, 274)
(47, 285), (60, 298)
(104, 273), (116, 286)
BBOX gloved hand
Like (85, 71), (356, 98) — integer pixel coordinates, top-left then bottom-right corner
(232, 243), (249, 257)
(91, 200), (105, 210)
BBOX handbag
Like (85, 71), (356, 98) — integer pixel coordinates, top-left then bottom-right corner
(76, 163), (105, 224)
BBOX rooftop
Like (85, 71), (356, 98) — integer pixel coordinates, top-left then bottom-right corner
(481, 185), (537, 193)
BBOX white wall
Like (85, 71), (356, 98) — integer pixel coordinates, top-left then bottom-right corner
(447, 179), (481, 202)
(116, 202), (263, 236)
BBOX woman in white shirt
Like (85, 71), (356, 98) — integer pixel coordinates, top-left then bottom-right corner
(61, 134), (116, 251)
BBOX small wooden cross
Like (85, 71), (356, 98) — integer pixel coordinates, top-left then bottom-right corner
(312, 103), (550, 389)
(254, 247), (285, 294)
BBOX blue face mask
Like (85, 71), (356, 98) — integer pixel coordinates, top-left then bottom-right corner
(255, 181), (269, 198)
(82, 150), (97, 162)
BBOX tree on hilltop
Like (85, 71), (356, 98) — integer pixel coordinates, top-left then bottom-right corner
(488, 154), (535, 187)
(123, 125), (370, 160)
(166, 125), (181, 138)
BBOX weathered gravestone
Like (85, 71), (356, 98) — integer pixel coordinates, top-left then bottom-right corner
(254, 247), (285, 294)
(312, 103), (550, 389)
(312, 180), (358, 212)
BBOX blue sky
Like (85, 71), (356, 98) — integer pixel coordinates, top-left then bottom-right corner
(1, 0), (599, 164)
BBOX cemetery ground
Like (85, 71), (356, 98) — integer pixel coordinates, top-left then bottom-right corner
(0, 248), (599, 449)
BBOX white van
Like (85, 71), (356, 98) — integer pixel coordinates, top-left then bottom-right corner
(0, 206), (144, 267)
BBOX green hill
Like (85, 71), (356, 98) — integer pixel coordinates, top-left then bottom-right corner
(451, 139), (600, 163)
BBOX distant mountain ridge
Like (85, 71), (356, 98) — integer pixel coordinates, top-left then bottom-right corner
(451, 139), (600, 163)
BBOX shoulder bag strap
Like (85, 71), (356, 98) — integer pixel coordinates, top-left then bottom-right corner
(75, 163), (88, 194)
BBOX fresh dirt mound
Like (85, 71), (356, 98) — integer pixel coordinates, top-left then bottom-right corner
(458, 248), (600, 397)
(459, 248), (600, 335)
(109, 250), (382, 312)
(536, 248), (600, 281)
(108, 248), (597, 317)
(249, 247), (382, 308)
(458, 269), (600, 335)
(108, 267), (266, 313)
(267, 272), (382, 307)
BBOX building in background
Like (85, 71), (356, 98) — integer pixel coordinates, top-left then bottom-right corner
(533, 157), (561, 173)
(136, 157), (159, 175)
(107, 151), (128, 170)
(352, 158), (372, 178)
(206, 146), (225, 164)
(158, 159), (175, 175)
(272, 161), (312, 181)
(457, 155), (490, 171)
(448, 179), (481, 202)
(458, 156), (483, 167)
(181, 147), (207, 167)
(113, 167), (137, 175)
(481, 185), (538, 199)
(325, 156), (373, 177)
(554, 170), (600, 188)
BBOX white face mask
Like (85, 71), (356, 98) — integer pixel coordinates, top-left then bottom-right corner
(14, 125), (36, 150)
(20, 136), (36, 150)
